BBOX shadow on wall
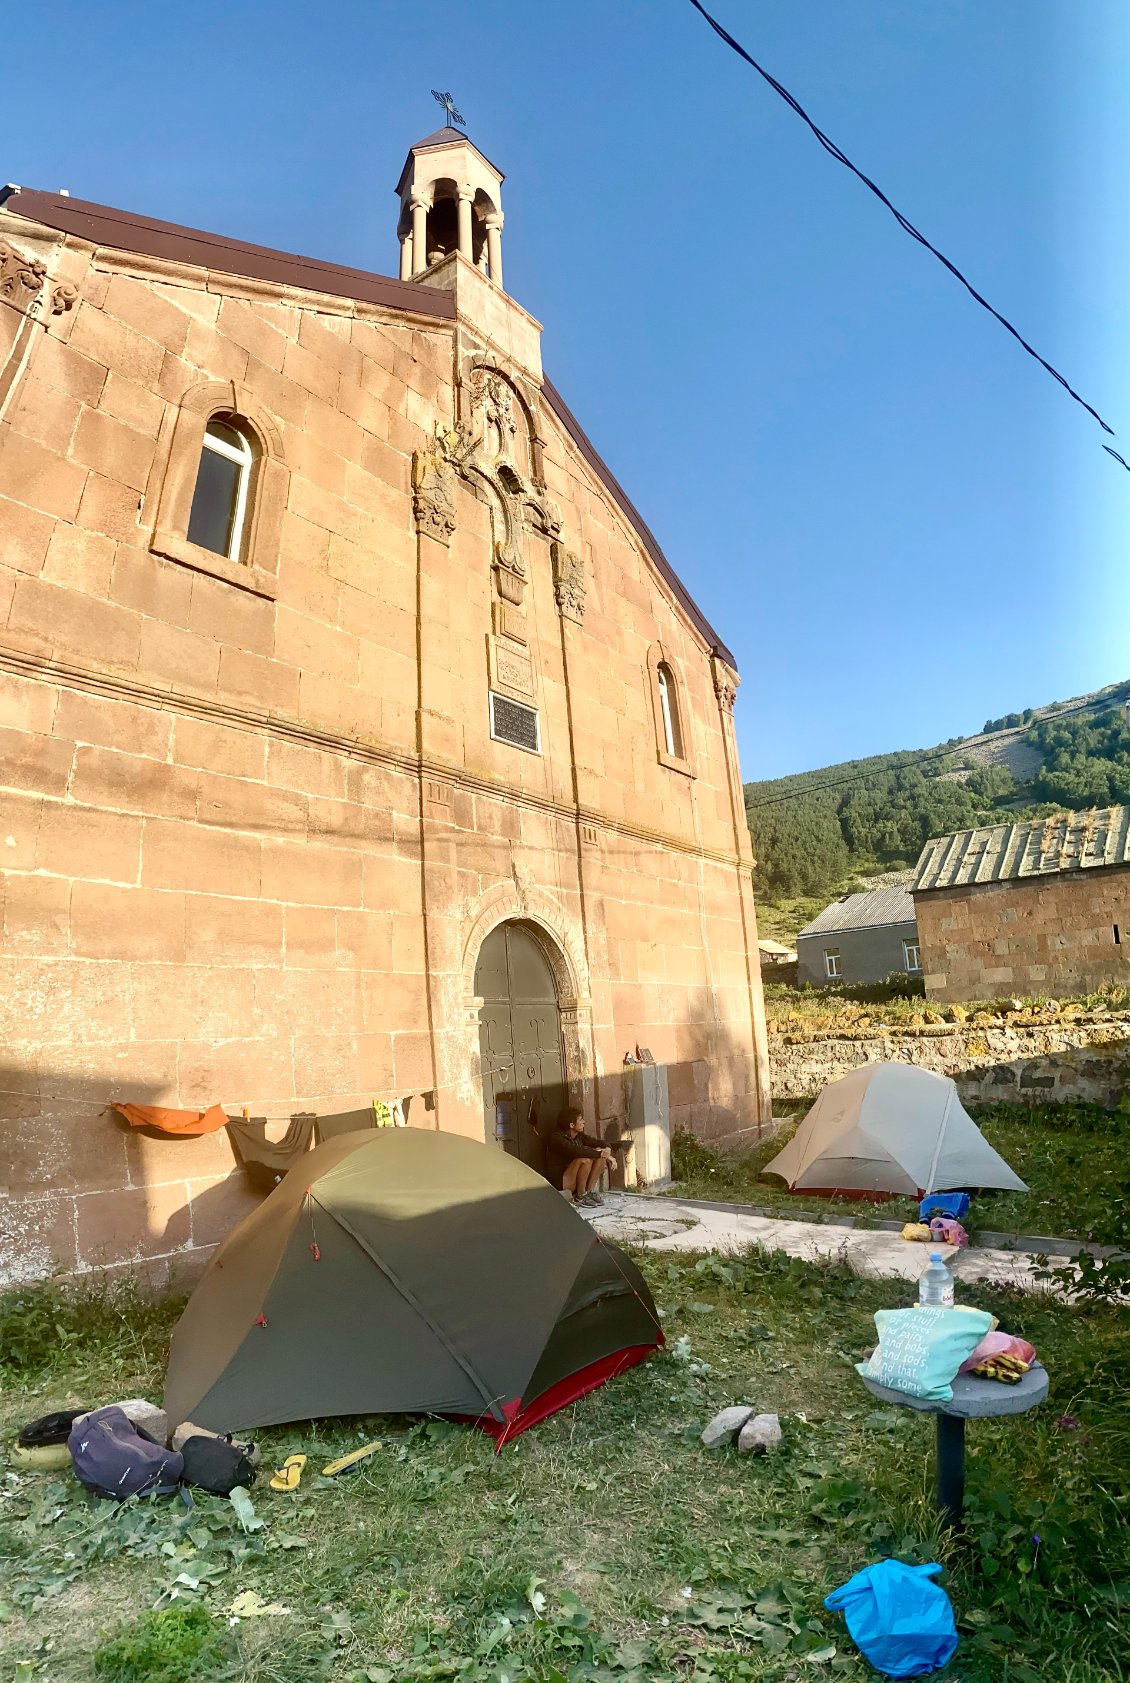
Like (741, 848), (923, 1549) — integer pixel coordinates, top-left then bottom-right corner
(0, 1057), (259, 1292)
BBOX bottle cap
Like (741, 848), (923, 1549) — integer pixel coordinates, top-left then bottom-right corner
(929, 1251), (942, 1262)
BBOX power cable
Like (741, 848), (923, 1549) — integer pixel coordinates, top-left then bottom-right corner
(746, 694), (1128, 809)
(687, 0), (1125, 467)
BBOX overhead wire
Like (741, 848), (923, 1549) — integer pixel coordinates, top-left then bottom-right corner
(746, 694), (1129, 809)
(686, 0), (1125, 468)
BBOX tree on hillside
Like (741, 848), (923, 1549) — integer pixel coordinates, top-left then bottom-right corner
(745, 791), (849, 900)
(1029, 710), (1130, 807)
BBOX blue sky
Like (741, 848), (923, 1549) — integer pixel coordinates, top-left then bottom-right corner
(6, 1), (1126, 779)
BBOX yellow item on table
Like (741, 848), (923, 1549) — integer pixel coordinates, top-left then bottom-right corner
(901, 1223), (932, 1241)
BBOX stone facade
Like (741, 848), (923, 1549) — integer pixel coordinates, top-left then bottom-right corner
(915, 869), (1130, 1002)
(0, 148), (770, 1287)
(770, 1013), (1130, 1108)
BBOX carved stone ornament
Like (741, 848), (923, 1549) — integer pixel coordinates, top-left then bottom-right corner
(474, 370), (518, 457)
(0, 240), (47, 313)
(551, 541), (586, 625)
(526, 488), (563, 540)
(49, 281), (78, 317)
(412, 447), (457, 543)
(712, 659), (740, 713)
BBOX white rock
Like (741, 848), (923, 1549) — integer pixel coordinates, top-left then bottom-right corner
(700, 1405), (754, 1448)
(74, 1399), (169, 1445)
(737, 1412), (782, 1454)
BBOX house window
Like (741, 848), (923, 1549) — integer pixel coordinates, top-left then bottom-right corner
(824, 948), (842, 979)
(656, 662), (683, 759)
(187, 417), (254, 561)
(903, 939), (922, 972)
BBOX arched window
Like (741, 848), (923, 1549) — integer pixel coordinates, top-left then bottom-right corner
(187, 416), (255, 561)
(656, 662), (683, 759)
(149, 379), (286, 600)
(647, 644), (693, 776)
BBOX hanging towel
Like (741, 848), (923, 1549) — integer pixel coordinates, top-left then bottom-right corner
(227, 1113), (316, 1191)
(113, 1102), (228, 1137)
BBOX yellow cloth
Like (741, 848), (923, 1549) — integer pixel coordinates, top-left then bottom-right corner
(901, 1222), (932, 1241)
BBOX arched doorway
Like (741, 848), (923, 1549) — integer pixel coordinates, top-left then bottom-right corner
(475, 922), (566, 1176)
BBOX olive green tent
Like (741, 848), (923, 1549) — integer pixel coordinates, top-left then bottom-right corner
(164, 1129), (661, 1444)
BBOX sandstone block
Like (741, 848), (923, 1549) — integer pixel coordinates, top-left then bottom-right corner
(71, 882), (186, 962)
(392, 1029), (434, 1091)
(10, 376), (82, 452)
(0, 1193), (78, 1283)
(76, 1180), (191, 1270)
(76, 471), (145, 546)
(218, 646), (301, 715)
(142, 817), (261, 897)
(110, 551), (194, 625)
(261, 839), (362, 907)
(104, 273), (191, 354)
(139, 619), (221, 691)
(37, 803), (142, 885)
(41, 523), (116, 596)
(30, 335), (108, 407)
(71, 745), (197, 821)
(282, 338), (340, 405)
(0, 874), (71, 954)
(0, 432), (88, 521)
(283, 904), (337, 968)
(266, 738), (347, 799)
(0, 723), (73, 796)
(184, 319), (248, 383)
(71, 407), (154, 493)
(196, 769), (306, 840)
(183, 894), (283, 966)
(0, 494), (55, 576)
(186, 1170), (263, 1249)
(188, 571), (277, 655)
(173, 716), (266, 781)
(0, 671), (57, 735)
(217, 297), (288, 371)
(70, 303), (165, 388)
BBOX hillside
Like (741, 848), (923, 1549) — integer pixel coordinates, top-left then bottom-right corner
(745, 679), (1130, 941)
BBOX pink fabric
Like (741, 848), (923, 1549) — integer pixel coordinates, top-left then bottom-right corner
(959, 1332), (1036, 1374)
(929, 1217), (969, 1248)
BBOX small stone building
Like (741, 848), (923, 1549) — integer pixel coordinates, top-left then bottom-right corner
(913, 805), (1130, 1002)
(0, 124), (771, 1286)
(795, 876), (920, 988)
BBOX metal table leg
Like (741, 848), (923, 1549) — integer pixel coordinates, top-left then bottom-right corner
(936, 1413), (966, 1526)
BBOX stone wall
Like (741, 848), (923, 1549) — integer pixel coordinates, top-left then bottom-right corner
(769, 1012), (1130, 1107)
(916, 869), (1130, 1002)
(0, 202), (770, 1288)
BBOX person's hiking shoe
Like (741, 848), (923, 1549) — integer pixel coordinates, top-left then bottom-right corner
(579, 1191), (603, 1208)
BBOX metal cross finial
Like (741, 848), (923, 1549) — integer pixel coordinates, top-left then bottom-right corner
(431, 90), (466, 129)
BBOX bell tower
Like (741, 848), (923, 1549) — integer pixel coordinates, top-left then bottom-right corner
(395, 122), (506, 289)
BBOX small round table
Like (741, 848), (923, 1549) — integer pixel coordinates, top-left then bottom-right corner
(859, 1363), (1048, 1526)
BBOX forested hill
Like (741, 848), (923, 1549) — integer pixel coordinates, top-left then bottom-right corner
(744, 680), (1130, 905)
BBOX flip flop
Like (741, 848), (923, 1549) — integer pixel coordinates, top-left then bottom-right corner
(321, 1441), (382, 1479)
(268, 1453), (306, 1492)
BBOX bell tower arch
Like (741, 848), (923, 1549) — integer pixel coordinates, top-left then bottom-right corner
(395, 123), (506, 288)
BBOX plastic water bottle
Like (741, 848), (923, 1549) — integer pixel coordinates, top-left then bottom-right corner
(918, 1251), (955, 1308)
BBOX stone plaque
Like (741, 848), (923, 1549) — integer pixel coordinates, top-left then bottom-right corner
(488, 633), (535, 699)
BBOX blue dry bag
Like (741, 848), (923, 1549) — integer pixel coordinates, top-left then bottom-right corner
(918, 1192), (970, 1221)
(824, 1560), (958, 1678)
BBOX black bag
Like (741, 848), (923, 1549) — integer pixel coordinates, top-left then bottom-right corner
(18, 1409), (89, 1448)
(180, 1435), (257, 1495)
(69, 1407), (183, 1501)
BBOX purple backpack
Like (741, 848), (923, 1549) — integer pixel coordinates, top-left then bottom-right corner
(68, 1406), (183, 1501)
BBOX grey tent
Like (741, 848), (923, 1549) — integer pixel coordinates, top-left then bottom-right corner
(763, 1063), (1027, 1197)
(164, 1129), (661, 1444)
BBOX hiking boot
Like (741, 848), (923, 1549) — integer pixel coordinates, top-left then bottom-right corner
(579, 1190), (603, 1208)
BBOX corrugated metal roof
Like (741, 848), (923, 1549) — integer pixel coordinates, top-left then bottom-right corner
(797, 877), (917, 939)
(913, 804), (1130, 893)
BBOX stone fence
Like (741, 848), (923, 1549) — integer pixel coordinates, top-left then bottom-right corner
(769, 1012), (1130, 1107)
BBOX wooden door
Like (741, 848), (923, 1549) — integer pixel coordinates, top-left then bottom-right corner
(475, 923), (566, 1175)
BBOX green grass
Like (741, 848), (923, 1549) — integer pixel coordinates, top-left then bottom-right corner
(668, 1103), (1130, 1243)
(1, 1260), (1127, 1683)
(762, 979), (1130, 1034)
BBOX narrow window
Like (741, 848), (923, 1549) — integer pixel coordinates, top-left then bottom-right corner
(1115, 924), (1121, 946)
(903, 939), (922, 972)
(656, 662), (683, 759)
(187, 416), (254, 560)
(824, 948), (842, 979)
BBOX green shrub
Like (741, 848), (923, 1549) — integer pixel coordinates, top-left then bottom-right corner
(93, 1605), (233, 1683)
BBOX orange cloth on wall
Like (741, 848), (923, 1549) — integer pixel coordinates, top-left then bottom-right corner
(113, 1102), (228, 1137)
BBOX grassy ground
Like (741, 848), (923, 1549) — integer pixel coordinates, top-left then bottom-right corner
(1, 1258), (1127, 1683)
(667, 1104), (1130, 1243)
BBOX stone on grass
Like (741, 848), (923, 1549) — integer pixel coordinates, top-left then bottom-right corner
(701, 1406), (754, 1448)
(737, 1412), (782, 1455)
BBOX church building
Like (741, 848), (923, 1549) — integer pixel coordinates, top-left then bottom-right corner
(0, 123), (771, 1284)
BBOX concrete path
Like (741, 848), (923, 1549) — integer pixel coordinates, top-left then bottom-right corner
(585, 1194), (1055, 1294)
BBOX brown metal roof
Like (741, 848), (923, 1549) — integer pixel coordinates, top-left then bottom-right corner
(913, 804), (1130, 893)
(3, 186), (735, 669)
(0, 187), (456, 321)
(541, 379), (737, 668)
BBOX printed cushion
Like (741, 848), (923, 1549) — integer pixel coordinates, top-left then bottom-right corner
(856, 1306), (994, 1401)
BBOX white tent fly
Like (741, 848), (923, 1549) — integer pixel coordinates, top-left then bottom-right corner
(763, 1063), (1028, 1197)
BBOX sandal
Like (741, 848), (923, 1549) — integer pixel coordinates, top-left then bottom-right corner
(321, 1441), (383, 1479)
(268, 1453), (306, 1492)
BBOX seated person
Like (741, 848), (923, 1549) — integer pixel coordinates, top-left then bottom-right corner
(545, 1107), (615, 1207)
